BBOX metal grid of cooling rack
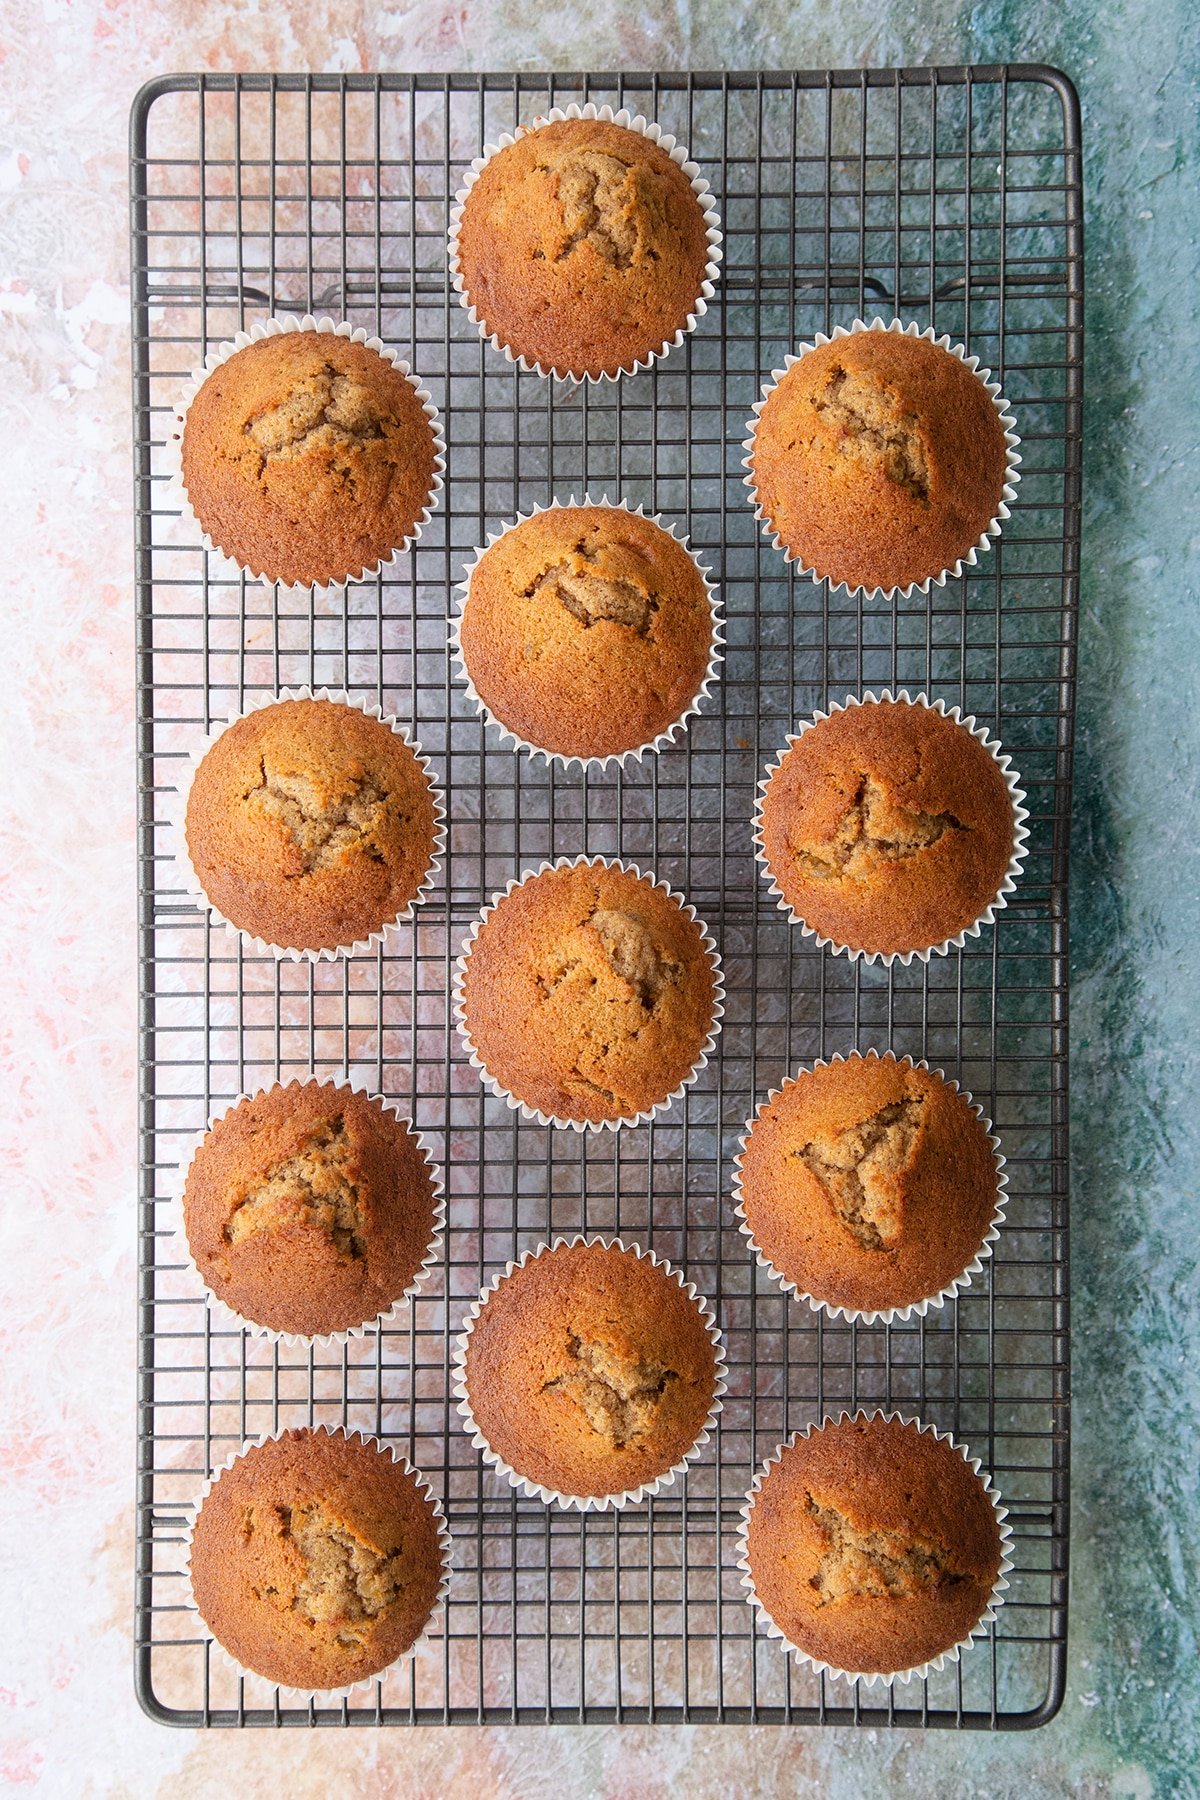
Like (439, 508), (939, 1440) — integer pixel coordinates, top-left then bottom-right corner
(132, 66), (1080, 1729)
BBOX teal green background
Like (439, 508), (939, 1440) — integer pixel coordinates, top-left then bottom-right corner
(9, 0), (1194, 1789)
(477, 3), (1200, 1792)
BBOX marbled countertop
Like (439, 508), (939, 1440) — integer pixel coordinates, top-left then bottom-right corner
(1, 1), (1196, 1795)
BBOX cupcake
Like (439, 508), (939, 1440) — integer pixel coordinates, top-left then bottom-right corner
(188, 1428), (448, 1693)
(455, 500), (719, 765)
(455, 857), (722, 1128)
(739, 1413), (1009, 1683)
(178, 320), (442, 588)
(755, 693), (1025, 962)
(182, 693), (442, 956)
(735, 1052), (1003, 1321)
(180, 1081), (442, 1340)
(450, 105), (721, 381)
(745, 320), (1019, 596)
(455, 1239), (723, 1507)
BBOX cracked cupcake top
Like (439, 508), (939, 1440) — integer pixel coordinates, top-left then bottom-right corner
(744, 1414), (1004, 1677)
(738, 1053), (1000, 1315)
(189, 1429), (444, 1690)
(182, 1081), (439, 1337)
(757, 698), (1016, 957)
(462, 1242), (719, 1500)
(458, 860), (718, 1125)
(180, 330), (439, 587)
(460, 505), (714, 760)
(455, 117), (712, 379)
(184, 697), (438, 952)
(748, 330), (1010, 592)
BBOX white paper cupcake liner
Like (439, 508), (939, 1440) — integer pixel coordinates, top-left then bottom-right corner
(453, 854), (725, 1131)
(742, 317), (1022, 600)
(448, 101), (723, 383)
(736, 1409), (1013, 1689)
(450, 494), (724, 771)
(732, 1050), (1007, 1327)
(166, 1073), (446, 1352)
(165, 312), (446, 599)
(753, 689), (1030, 966)
(452, 1236), (727, 1511)
(168, 685), (446, 963)
(180, 1424), (453, 1706)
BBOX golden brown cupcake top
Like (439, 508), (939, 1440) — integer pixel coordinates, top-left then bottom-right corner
(180, 330), (439, 587)
(737, 1054), (1000, 1315)
(462, 1241), (719, 1499)
(748, 329), (1011, 592)
(182, 1083), (439, 1337)
(455, 116), (713, 379)
(184, 697), (439, 953)
(757, 699), (1016, 957)
(458, 860), (718, 1125)
(459, 505), (714, 761)
(189, 1429), (445, 1690)
(744, 1414), (1004, 1676)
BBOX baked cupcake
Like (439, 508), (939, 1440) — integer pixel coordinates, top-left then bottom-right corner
(188, 1428), (448, 1692)
(178, 322), (442, 588)
(181, 1082), (442, 1339)
(455, 1239), (723, 1506)
(755, 693), (1025, 961)
(745, 321), (1018, 595)
(740, 1413), (1008, 1682)
(735, 1053), (1003, 1320)
(456, 501), (719, 764)
(451, 106), (720, 380)
(183, 694), (442, 955)
(455, 857), (721, 1127)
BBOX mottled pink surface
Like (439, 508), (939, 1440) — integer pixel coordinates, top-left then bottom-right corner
(0, 3), (1161, 1794)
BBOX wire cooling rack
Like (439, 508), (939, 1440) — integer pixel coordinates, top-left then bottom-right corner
(132, 66), (1080, 1729)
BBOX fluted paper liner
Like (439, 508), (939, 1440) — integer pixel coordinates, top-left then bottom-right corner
(448, 101), (723, 383)
(753, 689), (1030, 966)
(180, 1424), (453, 1706)
(736, 1410), (1013, 1688)
(742, 317), (1022, 600)
(168, 685), (446, 963)
(452, 1236), (727, 1511)
(166, 1074), (445, 1351)
(453, 854), (725, 1131)
(451, 494), (724, 771)
(165, 312), (445, 599)
(733, 1050), (1007, 1326)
